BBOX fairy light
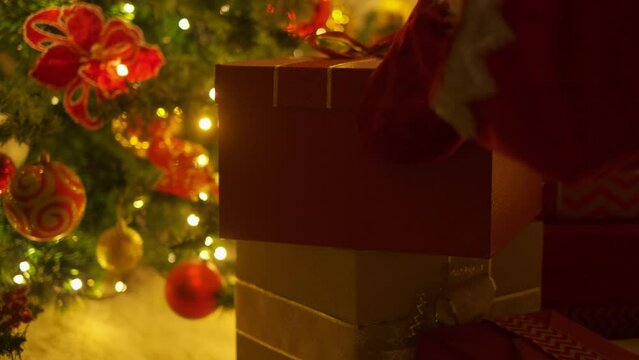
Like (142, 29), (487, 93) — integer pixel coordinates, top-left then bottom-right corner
(133, 198), (145, 209)
(198, 192), (209, 201)
(70, 278), (83, 291)
(156, 107), (168, 118)
(316, 28), (327, 35)
(116, 64), (129, 77)
(198, 117), (213, 131)
(123, 3), (135, 13)
(195, 154), (209, 167)
(167, 252), (176, 263)
(178, 18), (190, 30)
(19, 261), (30, 272)
(114, 281), (127, 293)
(51, 96), (60, 105)
(214, 246), (227, 260)
(13, 274), (25, 285)
(199, 249), (211, 260)
(70, 269), (80, 276)
(87, 279), (96, 287)
(220, 4), (230, 15)
(208, 87), (216, 101)
(204, 236), (214, 246)
(187, 214), (200, 227)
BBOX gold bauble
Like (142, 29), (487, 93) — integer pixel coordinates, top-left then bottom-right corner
(96, 220), (144, 274)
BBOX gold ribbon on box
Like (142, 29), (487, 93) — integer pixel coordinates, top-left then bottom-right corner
(236, 280), (416, 360)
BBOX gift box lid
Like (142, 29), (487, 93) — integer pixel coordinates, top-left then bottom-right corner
(216, 58), (542, 257)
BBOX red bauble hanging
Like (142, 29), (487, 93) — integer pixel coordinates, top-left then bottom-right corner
(3, 152), (86, 241)
(286, 0), (331, 38)
(147, 122), (216, 201)
(165, 260), (223, 319)
(0, 153), (16, 195)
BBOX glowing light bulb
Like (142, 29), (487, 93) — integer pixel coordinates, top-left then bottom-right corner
(70, 278), (83, 291)
(116, 64), (129, 77)
(195, 154), (209, 167)
(220, 4), (230, 14)
(198, 117), (213, 131)
(187, 214), (200, 227)
(204, 236), (214, 246)
(168, 252), (176, 263)
(19, 261), (30, 272)
(214, 246), (227, 260)
(114, 281), (127, 293)
(13, 274), (25, 285)
(123, 3), (135, 13)
(198, 192), (209, 201)
(199, 249), (211, 260)
(51, 96), (60, 105)
(133, 199), (145, 209)
(156, 107), (168, 118)
(316, 28), (327, 35)
(209, 87), (216, 101)
(178, 18), (190, 30)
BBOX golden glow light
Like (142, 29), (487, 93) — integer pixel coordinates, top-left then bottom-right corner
(51, 96), (60, 105)
(209, 87), (216, 101)
(187, 214), (200, 227)
(316, 28), (327, 35)
(70, 278), (83, 291)
(168, 252), (176, 263)
(198, 117), (213, 131)
(214, 246), (227, 260)
(199, 192), (209, 201)
(195, 154), (209, 167)
(114, 281), (127, 293)
(220, 4), (230, 14)
(133, 199), (145, 209)
(199, 249), (211, 260)
(87, 279), (96, 287)
(13, 274), (26, 285)
(204, 236), (214, 246)
(178, 18), (190, 30)
(116, 64), (129, 77)
(19, 261), (30, 272)
(156, 107), (168, 118)
(123, 3), (135, 13)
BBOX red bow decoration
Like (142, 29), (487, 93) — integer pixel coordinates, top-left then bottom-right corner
(23, 3), (165, 130)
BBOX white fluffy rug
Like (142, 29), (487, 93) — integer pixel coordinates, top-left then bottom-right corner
(22, 267), (235, 360)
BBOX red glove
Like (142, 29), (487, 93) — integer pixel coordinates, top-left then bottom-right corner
(357, 0), (463, 163)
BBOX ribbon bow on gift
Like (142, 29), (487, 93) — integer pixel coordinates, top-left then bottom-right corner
(23, 3), (165, 129)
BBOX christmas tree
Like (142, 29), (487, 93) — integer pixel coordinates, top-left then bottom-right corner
(0, 0), (303, 357)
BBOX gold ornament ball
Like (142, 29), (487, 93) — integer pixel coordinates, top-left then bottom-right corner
(96, 221), (144, 274)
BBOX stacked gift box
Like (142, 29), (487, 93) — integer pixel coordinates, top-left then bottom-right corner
(542, 176), (639, 340)
(217, 58), (639, 359)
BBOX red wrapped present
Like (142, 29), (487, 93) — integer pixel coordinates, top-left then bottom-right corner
(543, 172), (639, 220)
(543, 224), (639, 339)
(416, 311), (639, 359)
(216, 58), (541, 257)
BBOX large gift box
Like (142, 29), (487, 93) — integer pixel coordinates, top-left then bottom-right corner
(543, 172), (639, 220)
(235, 222), (543, 359)
(216, 58), (542, 257)
(543, 224), (639, 339)
(416, 311), (639, 359)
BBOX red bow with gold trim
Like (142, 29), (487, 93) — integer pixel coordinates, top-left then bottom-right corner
(23, 3), (165, 130)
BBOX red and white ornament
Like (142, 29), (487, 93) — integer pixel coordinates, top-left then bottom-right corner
(3, 152), (86, 241)
(165, 260), (223, 319)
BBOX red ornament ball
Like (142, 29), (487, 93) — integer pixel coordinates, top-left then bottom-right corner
(0, 153), (16, 195)
(3, 152), (86, 241)
(165, 260), (223, 319)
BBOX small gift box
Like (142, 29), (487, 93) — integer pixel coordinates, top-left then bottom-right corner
(416, 311), (639, 359)
(542, 172), (639, 221)
(216, 58), (541, 257)
(236, 223), (543, 359)
(543, 224), (639, 339)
